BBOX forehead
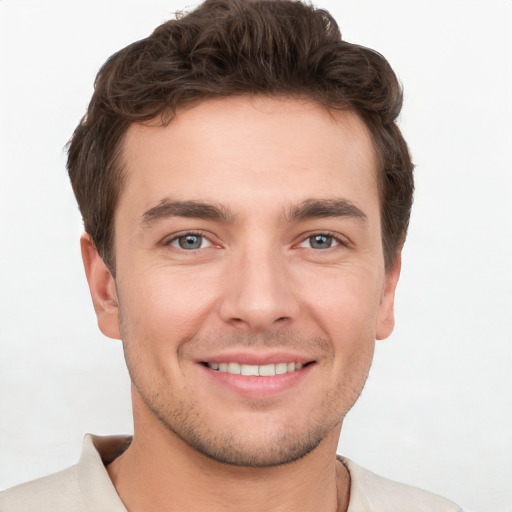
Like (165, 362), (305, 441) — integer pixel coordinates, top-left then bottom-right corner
(118, 96), (379, 219)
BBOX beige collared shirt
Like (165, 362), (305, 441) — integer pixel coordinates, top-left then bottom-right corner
(0, 434), (462, 511)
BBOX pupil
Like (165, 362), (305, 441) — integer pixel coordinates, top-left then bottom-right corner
(312, 235), (331, 249)
(180, 234), (202, 249)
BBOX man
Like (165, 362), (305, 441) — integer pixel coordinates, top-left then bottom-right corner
(0, 0), (462, 510)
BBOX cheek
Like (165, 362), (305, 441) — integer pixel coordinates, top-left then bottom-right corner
(299, 267), (380, 389)
(117, 267), (220, 350)
(300, 266), (383, 338)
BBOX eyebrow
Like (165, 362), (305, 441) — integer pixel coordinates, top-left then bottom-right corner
(141, 199), (237, 227)
(286, 199), (368, 223)
(141, 197), (367, 228)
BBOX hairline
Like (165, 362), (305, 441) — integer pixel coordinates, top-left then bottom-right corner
(100, 94), (392, 275)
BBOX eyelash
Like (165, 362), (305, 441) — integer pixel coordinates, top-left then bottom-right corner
(297, 231), (349, 250)
(164, 230), (348, 252)
(165, 231), (214, 251)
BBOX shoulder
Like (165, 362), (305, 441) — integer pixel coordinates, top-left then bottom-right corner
(0, 434), (129, 511)
(340, 457), (463, 512)
(0, 465), (87, 511)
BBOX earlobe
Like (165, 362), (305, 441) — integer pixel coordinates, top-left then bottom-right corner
(376, 253), (402, 341)
(80, 233), (121, 340)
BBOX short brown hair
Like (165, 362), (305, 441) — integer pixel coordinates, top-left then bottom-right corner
(67, 0), (414, 273)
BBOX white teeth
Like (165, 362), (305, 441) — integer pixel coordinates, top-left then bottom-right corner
(275, 362), (288, 375)
(258, 364), (276, 376)
(207, 361), (306, 376)
(227, 362), (241, 374)
(241, 364), (259, 376)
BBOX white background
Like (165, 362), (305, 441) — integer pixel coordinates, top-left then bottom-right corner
(0, 1), (511, 511)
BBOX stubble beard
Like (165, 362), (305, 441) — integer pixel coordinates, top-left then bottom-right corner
(119, 310), (369, 468)
(129, 373), (348, 468)
(136, 388), (331, 467)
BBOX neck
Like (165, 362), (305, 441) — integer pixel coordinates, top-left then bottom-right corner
(107, 402), (349, 512)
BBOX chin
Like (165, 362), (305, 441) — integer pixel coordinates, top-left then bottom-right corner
(136, 386), (343, 468)
(170, 422), (328, 468)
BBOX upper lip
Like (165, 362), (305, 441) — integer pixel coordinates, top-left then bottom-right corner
(195, 350), (316, 366)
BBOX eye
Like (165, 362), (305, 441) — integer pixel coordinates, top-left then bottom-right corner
(168, 233), (212, 250)
(299, 234), (340, 250)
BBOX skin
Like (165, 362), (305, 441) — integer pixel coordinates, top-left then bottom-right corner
(81, 96), (401, 512)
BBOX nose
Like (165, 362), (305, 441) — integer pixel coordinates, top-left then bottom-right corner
(218, 245), (300, 331)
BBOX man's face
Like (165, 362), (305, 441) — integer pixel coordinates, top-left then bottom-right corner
(89, 96), (399, 466)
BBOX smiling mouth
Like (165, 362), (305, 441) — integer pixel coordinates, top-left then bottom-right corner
(202, 361), (313, 376)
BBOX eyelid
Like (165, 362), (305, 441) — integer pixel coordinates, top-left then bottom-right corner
(295, 231), (351, 249)
(163, 230), (217, 250)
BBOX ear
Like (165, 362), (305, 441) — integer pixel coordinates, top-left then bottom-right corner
(376, 252), (402, 341)
(80, 233), (121, 340)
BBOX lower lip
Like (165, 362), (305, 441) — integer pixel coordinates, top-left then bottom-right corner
(199, 363), (314, 398)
